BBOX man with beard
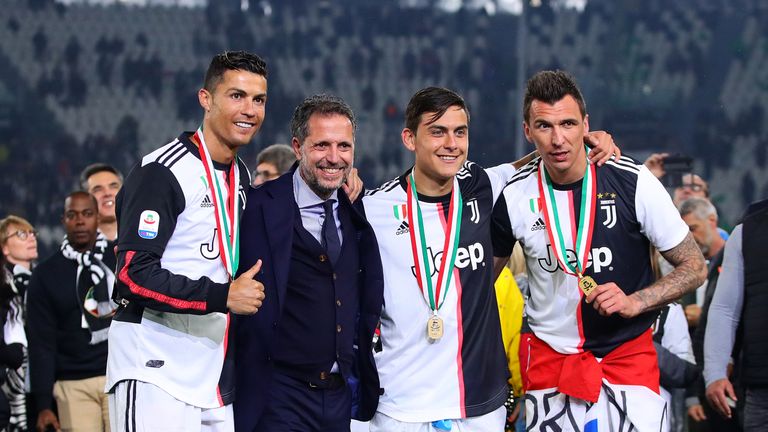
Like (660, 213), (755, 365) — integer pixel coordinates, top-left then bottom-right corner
(679, 197), (737, 431)
(28, 191), (116, 432)
(80, 163), (123, 241)
(233, 94), (384, 432)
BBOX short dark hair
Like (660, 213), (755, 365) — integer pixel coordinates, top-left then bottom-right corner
(203, 51), (268, 92)
(79, 163), (123, 190)
(256, 144), (296, 176)
(523, 70), (586, 123)
(404, 87), (469, 133)
(290, 94), (356, 144)
(65, 190), (98, 210)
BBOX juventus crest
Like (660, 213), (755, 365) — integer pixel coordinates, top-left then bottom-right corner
(598, 192), (617, 229)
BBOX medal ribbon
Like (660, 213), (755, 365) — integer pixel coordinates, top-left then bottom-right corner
(192, 127), (240, 279)
(537, 150), (597, 278)
(406, 170), (463, 312)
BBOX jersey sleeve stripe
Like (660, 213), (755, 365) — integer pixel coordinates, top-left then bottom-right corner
(505, 163), (537, 187)
(164, 148), (189, 169)
(119, 250), (208, 312)
(456, 161), (473, 179)
(365, 177), (400, 196)
(605, 160), (640, 174)
(157, 141), (184, 166)
(611, 157), (641, 170)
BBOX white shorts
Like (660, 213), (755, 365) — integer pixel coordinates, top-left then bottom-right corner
(526, 382), (669, 432)
(369, 405), (506, 432)
(108, 380), (233, 432)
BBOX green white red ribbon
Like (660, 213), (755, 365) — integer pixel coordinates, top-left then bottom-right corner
(406, 170), (463, 312)
(537, 151), (596, 278)
(193, 127), (240, 279)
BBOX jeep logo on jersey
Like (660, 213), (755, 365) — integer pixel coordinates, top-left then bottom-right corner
(138, 210), (159, 239)
(537, 244), (614, 273)
(410, 242), (485, 278)
(200, 228), (220, 260)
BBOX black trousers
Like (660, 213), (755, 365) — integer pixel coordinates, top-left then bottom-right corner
(255, 370), (351, 432)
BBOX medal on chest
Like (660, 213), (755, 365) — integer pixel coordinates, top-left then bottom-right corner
(537, 152), (598, 296)
(406, 171), (463, 342)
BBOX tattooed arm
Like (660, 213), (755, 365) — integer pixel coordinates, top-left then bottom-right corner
(586, 232), (707, 318)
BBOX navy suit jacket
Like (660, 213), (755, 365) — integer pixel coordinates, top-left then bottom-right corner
(231, 169), (384, 431)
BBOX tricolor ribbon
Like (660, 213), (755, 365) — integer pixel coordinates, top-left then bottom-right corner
(406, 170), (463, 313)
(192, 127), (241, 279)
(537, 150), (597, 279)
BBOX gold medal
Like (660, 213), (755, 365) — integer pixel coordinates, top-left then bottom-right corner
(427, 315), (444, 341)
(578, 275), (597, 296)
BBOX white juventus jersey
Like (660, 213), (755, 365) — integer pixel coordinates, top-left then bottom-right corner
(108, 133), (249, 408)
(362, 161), (516, 422)
(492, 156), (688, 357)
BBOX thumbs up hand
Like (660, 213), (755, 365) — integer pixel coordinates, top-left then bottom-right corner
(227, 260), (266, 315)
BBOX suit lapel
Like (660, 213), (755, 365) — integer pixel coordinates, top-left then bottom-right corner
(263, 173), (296, 310)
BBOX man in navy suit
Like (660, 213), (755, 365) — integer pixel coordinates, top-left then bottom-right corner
(233, 94), (384, 432)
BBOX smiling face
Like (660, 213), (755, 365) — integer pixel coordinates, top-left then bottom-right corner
(524, 95), (589, 184)
(198, 69), (267, 159)
(86, 170), (122, 223)
(293, 113), (354, 199)
(402, 105), (468, 195)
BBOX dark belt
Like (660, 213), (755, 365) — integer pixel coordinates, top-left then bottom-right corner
(273, 363), (346, 390)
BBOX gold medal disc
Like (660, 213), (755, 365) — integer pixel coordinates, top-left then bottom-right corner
(427, 315), (444, 341)
(578, 275), (597, 296)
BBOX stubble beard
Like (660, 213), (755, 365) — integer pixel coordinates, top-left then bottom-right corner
(299, 159), (348, 200)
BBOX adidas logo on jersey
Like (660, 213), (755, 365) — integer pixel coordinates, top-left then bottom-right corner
(395, 220), (410, 235)
(200, 195), (214, 208)
(531, 218), (546, 231)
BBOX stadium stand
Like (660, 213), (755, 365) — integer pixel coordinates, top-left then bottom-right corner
(0, 0), (766, 256)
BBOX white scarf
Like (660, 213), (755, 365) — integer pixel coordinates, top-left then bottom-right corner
(60, 231), (116, 345)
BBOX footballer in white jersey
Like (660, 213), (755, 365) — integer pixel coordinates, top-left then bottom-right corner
(364, 161), (515, 422)
(491, 70), (706, 432)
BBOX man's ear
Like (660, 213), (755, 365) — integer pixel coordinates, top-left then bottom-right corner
(522, 121), (533, 144)
(198, 88), (211, 112)
(402, 128), (416, 152)
(291, 137), (302, 160)
(708, 213), (718, 228)
(583, 113), (590, 136)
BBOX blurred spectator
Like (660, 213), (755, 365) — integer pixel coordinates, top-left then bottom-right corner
(28, 192), (114, 432)
(705, 199), (768, 431)
(678, 198), (727, 328)
(674, 174), (709, 207)
(79, 163), (124, 241)
(645, 155), (728, 239)
(1, 216), (38, 288)
(0, 215), (36, 432)
(680, 198), (739, 431)
(0, 253), (27, 432)
(32, 28), (47, 62)
(251, 144), (296, 186)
